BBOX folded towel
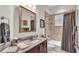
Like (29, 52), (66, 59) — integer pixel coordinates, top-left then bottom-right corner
(2, 46), (18, 53)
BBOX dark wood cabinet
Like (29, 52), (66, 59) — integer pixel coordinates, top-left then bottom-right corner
(26, 40), (47, 53)
(26, 45), (39, 53)
(38, 40), (47, 53)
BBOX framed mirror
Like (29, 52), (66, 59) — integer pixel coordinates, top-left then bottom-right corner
(18, 5), (36, 32)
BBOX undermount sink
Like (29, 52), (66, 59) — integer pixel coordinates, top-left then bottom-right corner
(22, 39), (40, 44)
(17, 40), (30, 50)
(17, 39), (39, 50)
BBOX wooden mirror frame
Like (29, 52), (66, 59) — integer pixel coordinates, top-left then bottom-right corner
(18, 5), (36, 32)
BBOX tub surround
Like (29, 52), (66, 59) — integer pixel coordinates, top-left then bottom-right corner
(1, 36), (47, 53)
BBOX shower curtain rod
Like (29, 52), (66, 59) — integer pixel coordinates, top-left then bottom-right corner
(51, 10), (75, 16)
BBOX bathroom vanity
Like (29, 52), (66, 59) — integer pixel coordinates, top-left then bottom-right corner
(25, 39), (47, 53)
(18, 37), (47, 53)
(1, 37), (47, 53)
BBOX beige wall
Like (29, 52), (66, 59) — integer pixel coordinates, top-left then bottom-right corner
(0, 5), (15, 40)
(13, 6), (36, 39)
(36, 6), (46, 36)
(0, 5), (47, 40)
(45, 12), (63, 41)
(45, 12), (55, 40)
(0, 5), (75, 40)
(13, 5), (46, 39)
(54, 26), (63, 41)
(45, 5), (75, 41)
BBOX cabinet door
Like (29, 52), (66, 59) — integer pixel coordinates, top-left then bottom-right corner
(26, 40), (47, 53)
(38, 40), (47, 53)
(26, 46), (39, 53)
(42, 40), (47, 53)
(38, 44), (43, 53)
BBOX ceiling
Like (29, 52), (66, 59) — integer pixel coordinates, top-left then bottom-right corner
(36, 5), (75, 14)
(46, 5), (61, 10)
(45, 5), (75, 14)
(36, 5), (60, 10)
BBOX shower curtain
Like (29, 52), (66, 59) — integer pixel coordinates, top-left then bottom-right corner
(61, 11), (76, 53)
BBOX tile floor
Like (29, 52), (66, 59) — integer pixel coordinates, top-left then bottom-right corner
(47, 40), (67, 53)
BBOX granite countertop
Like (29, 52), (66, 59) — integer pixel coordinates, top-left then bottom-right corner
(18, 37), (47, 53)
(1, 37), (47, 53)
